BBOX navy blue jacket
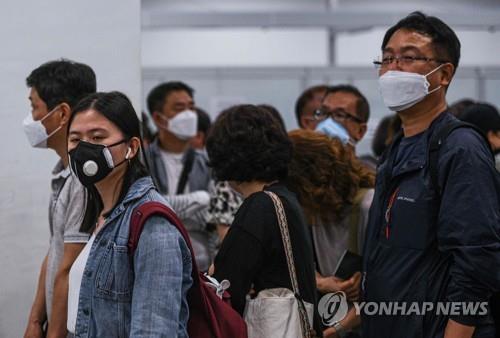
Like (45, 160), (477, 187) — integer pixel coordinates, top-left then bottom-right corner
(362, 112), (500, 338)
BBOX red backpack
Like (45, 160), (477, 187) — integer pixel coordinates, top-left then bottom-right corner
(128, 201), (248, 338)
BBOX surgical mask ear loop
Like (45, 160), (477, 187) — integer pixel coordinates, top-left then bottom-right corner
(425, 64), (445, 94)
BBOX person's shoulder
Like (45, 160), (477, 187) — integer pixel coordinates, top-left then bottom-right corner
(234, 190), (277, 229)
(60, 173), (86, 204)
(192, 149), (209, 168)
(137, 197), (187, 245)
(66, 173), (85, 191)
(443, 126), (492, 158)
(245, 190), (276, 211)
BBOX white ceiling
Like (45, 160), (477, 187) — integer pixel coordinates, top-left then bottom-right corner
(141, 0), (500, 31)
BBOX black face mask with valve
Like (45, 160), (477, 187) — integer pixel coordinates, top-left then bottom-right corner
(68, 140), (128, 187)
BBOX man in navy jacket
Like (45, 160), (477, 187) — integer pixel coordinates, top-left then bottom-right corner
(362, 12), (500, 338)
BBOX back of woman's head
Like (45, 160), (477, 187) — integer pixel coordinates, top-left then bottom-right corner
(206, 104), (292, 182)
(68, 91), (149, 232)
(287, 129), (374, 225)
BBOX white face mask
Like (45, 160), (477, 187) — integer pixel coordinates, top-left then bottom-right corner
(159, 109), (198, 140)
(378, 65), (443, 112)
(22, 105), (62, 148)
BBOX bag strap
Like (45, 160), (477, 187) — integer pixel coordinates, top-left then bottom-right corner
(176, 148), (196, 194)
(347, 188), (369, 255)
(428, 120), (493, 195)
(129, 202), (226, 338)
(128, 201), (201, 285)
(263, 191), (312, 338)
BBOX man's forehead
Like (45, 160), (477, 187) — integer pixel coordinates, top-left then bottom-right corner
(165, 90), (192, 103)
(384, 29), (433, 52)
(323, 91), (357, 106)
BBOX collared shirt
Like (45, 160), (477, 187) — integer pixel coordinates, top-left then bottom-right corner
(45, 161), (88, 321)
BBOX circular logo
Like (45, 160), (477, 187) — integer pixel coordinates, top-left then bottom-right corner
(318, 291), (348, 326)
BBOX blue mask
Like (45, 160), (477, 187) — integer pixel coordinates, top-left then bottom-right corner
(315, 117), (351, 145)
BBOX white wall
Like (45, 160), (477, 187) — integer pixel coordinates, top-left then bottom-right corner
(142, 28), (329, 67)
(336, 28), (500, 66)
(142, 28), (500, 67)
(0, 1), (141, 336)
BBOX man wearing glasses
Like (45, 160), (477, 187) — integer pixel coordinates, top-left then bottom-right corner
(361, 12), (500, 338)
(315, 85), (370, 150)
(295, 84), (328, 130)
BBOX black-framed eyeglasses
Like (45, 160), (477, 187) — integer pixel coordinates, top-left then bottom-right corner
(373, 55), (449, 69)
(314, 108), (364, 124)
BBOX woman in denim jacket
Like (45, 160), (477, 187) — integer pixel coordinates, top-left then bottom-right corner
(66, 91), (192, 337)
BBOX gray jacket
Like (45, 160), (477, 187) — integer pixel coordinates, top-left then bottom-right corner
(145, 139), (211, 195)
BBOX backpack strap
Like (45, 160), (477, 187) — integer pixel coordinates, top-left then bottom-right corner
(128, 201), (201, 282)
(177, 148), (196, 195)
(428, 120), (493, 195)
(128, 202), (235, 338)
(347, 188), (369, 255)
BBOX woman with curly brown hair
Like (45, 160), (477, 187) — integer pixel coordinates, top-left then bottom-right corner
(287, 129), (375, 337)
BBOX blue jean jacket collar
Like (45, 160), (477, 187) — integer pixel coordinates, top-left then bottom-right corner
(105, 176), (156, 225)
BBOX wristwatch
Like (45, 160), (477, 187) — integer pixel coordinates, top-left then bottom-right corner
(333, 321), (348, 338)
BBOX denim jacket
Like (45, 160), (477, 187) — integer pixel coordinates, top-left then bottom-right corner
(73, 176), (193, 338)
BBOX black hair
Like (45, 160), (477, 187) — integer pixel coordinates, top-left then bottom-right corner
(371, 114), (402, 157)
(206, 104), (292, 182)
(382, 11), (461, 72)
(295, 85), (328, 128)
(448, 98), (476, 118)
(258, 104), (287, 132)
(194, 107), (212, 134)
(26, 59), (96, 110)
(324, 84), (370, 122)
(460, 103), (500, 134)
(372, 115), (393, 157)
(146, 81), (194, 115)
(68, 91), (149, 233)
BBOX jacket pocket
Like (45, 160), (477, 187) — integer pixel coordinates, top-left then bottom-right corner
(385, 198), (437, 250)
(95, 242), (133, 302)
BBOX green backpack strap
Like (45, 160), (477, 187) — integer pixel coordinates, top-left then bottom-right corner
(348, 188), (370, 255)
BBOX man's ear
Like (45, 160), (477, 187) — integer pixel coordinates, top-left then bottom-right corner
(301, 116), (318, 131)
(440, 63), (455, 88)
(152, 111), (166, 128)
(357, 123), (368, 141)
(58, 103), (72, 126)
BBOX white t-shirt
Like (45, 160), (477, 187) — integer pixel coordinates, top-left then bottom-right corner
(160, 149), (188, 195)
(67, 233), (96, 334)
